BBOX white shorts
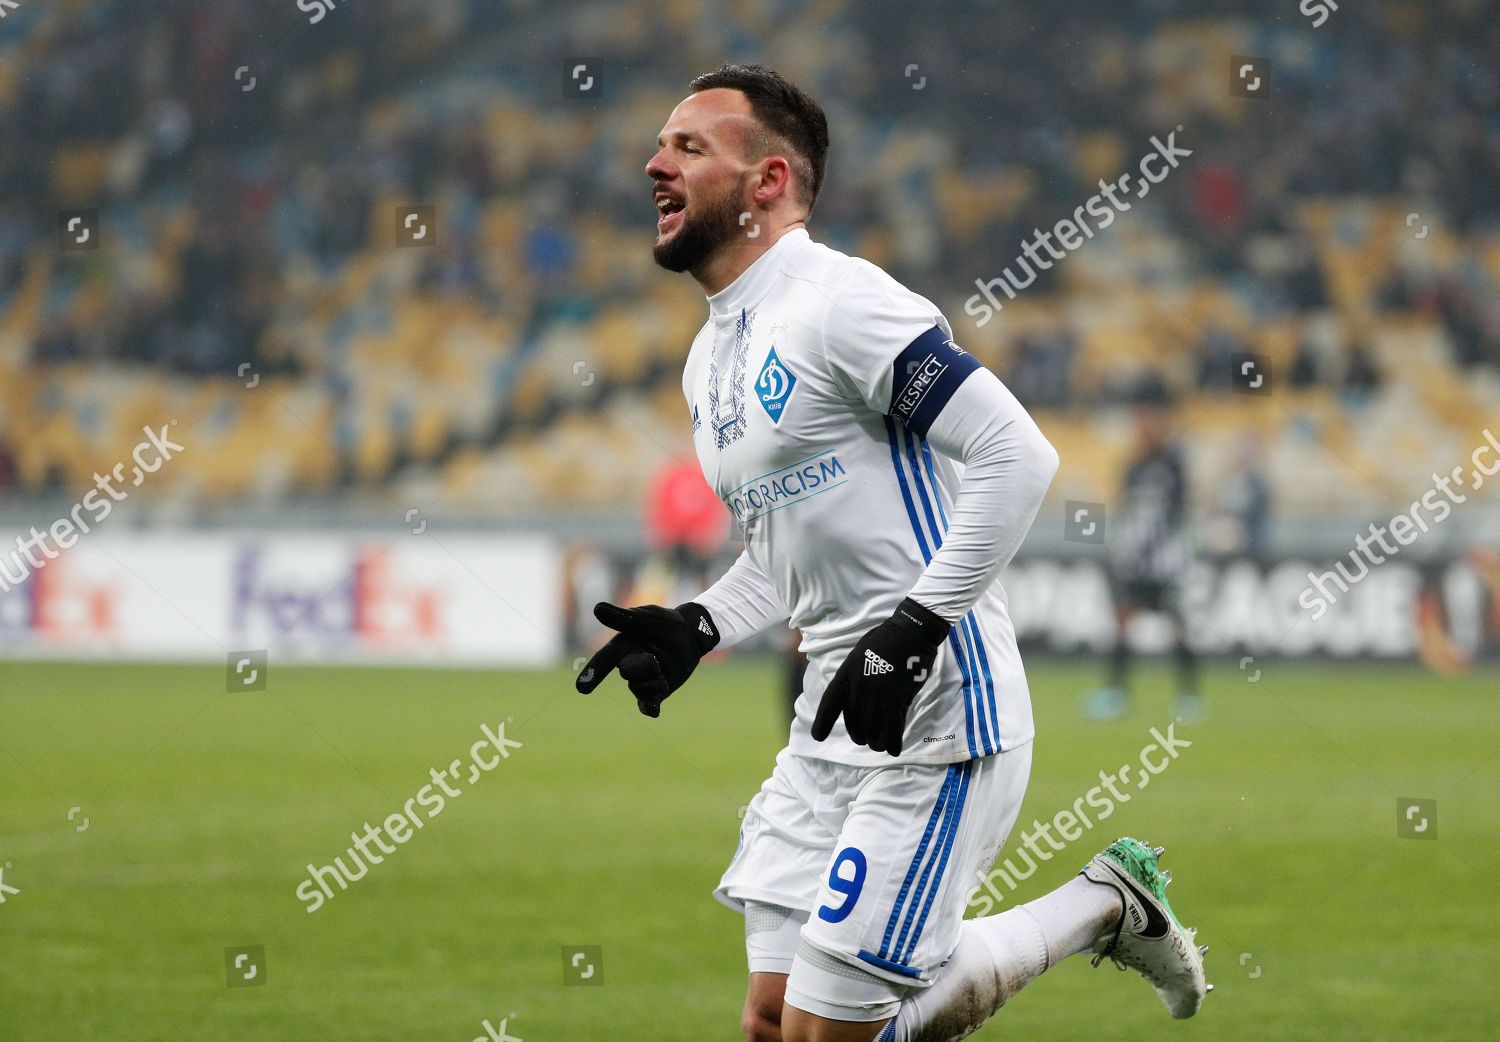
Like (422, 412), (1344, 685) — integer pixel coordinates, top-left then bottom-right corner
(717, 742), (1032, 1017)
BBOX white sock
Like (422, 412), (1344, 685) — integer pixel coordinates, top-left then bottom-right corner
(883, 876), (1122, 1042)
(1001, 874), (1123, 966)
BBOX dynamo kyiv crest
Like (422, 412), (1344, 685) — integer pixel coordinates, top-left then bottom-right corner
(756, 346), (796, 425)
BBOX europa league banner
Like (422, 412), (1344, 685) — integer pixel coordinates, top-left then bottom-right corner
(564, 547), (1500, 671)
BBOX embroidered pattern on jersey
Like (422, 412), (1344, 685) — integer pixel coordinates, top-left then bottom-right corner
(756, 345), (797, 425)
(708, 307), (753, 449)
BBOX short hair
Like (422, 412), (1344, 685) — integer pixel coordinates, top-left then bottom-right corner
(689, 64), (830, 211)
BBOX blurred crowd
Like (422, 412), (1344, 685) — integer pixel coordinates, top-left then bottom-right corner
(1, 0), (1497, 524)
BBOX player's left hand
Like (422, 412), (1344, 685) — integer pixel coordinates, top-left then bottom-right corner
(575, 601), (720, 717)
(811, 597), (950, 756)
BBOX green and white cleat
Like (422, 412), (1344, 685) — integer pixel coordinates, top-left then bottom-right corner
(1081, 837), (1211, 1019)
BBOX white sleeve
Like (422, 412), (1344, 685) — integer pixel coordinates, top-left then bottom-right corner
(821, 262), (951, 414)
(821, 259), (1056, 620)
(906, 368), (1060, 623)
(693, 550), (790, 648)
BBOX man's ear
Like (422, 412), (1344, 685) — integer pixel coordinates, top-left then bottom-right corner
(751, 154), (794, 208)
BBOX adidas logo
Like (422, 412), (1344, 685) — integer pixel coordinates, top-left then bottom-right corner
(863, 650), (894, 676)
(698, 617), (714, 638)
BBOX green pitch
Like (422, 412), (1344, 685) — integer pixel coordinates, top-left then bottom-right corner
(1, 658), (1496, 1041)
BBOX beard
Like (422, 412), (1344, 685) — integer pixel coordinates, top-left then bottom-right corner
(652, 173), (749, 274)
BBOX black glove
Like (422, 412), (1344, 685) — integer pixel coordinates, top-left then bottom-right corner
(575, 601), (720, 717)
(811, 598), (950, 756)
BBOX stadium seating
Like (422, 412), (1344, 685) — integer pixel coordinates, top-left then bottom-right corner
(2, 0), (1496, 523)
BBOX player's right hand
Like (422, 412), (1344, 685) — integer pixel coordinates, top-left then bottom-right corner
(575, 601), (720, 717)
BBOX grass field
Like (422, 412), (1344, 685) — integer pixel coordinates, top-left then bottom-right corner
(1, 657), (1497, 1041)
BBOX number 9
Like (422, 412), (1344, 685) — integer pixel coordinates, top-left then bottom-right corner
(817, 847), (867, 923)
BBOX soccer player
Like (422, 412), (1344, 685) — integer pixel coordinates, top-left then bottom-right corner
(1083, 379), (1202, 722)
(576, 65), (1210, 1042)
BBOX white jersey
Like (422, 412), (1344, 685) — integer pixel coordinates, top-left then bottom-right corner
(687, 229), (1044, 767)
